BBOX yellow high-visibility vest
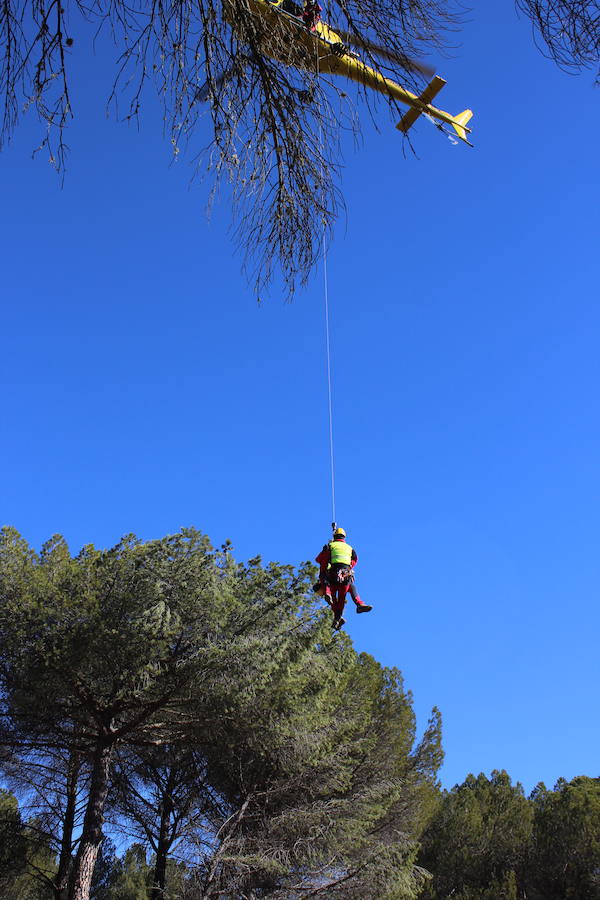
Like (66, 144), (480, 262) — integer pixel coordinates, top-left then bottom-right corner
(328, 540), (353, 566)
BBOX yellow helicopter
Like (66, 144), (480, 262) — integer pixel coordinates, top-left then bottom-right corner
(220, 0), (473, 145)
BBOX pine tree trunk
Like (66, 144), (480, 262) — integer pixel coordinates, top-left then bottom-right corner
(150, 778), (174, 900)
(56, 751), (80, 900)
(68, 741), (113, 900)
(150, 845), (168, 900)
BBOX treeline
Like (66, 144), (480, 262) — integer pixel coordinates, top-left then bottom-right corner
(3, 772), (599, 899)
(0, 527), (442, 899)
(418, 770), (600, 900)
(0, 528), (598, 900)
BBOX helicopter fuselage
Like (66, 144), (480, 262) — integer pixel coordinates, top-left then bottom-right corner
(222, 0), (473, 143)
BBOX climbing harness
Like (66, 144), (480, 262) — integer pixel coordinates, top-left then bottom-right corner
(332, 565), (354, 585)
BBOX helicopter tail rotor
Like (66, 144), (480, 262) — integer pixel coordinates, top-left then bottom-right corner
(450, 109), (474, 145)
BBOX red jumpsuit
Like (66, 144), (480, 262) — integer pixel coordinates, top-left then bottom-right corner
(316, 539), (362, 618)
(302, 0), (321, 30)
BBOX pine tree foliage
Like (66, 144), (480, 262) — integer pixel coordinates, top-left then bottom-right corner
(527, 776), (600, 900)
(184, 648), (442, 897)
(2, 526), (599, 898)
(0, 788), (57, 899)
(3, 525), (600, 900)
(0, 787), (28, 883)
(2, 742), (89, 897)
(416, 771), (600, 900)
(101, 844), (153, 900)
(417, 770), (533, 899)
(109, 745), (215, 898)
(0, 526), (442, 900)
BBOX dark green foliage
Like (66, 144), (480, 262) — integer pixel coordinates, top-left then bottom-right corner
(3, 527), (599, 899)
(1, 527), (259, 898)
(0, 790), (56, 899)
(527, 776), (600, 900)
(0, 788), (28, 882)
(90, 838), (118, 900)
(417, 770), (533, 899)
(0, 527), (442, 899)
(417, 771), (600, 900)
(189, 649), (442, 897)
(101, 845), (152, 900)
(2, 526), (599, 898)
(109, 746), (207, 899)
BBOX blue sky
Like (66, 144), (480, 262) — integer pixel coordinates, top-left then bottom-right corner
(1, 2), (598, 795)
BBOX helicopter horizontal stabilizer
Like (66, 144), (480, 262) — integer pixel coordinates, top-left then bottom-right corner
(396, 75), (446, 134)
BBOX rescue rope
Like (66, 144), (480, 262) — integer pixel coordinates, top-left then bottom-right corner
(316, 44), (336, 530)
(323, 235), (336, 528)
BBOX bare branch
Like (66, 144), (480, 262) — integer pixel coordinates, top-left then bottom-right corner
(0, 0), (463, 296)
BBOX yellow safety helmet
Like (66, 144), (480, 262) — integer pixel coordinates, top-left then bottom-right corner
(333, 527), (346, 538)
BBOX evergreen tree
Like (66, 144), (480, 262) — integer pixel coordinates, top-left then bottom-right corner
(527, 776), (600, 900)
(109, 746), (209, 900)
(417, 770), (533, 899)
(102, 845), (152, 900)
(187, 647), (442, 898)
(1, 527), (442, 899)
(90, 838), (117, 900)
(1, 743), (88, 898)
(1, 527), (312, 899)
(0, 788), (28, 884)
(0, 789), (57, 899)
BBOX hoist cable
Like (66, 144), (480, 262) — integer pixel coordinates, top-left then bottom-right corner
(315, 43), (336, 530)
(322, 235), (336, 527)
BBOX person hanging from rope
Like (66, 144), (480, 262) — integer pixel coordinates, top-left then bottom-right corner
(301, 0), (321, 31)
(279, 0), (320, 29)
(315, 527), (372, 630)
